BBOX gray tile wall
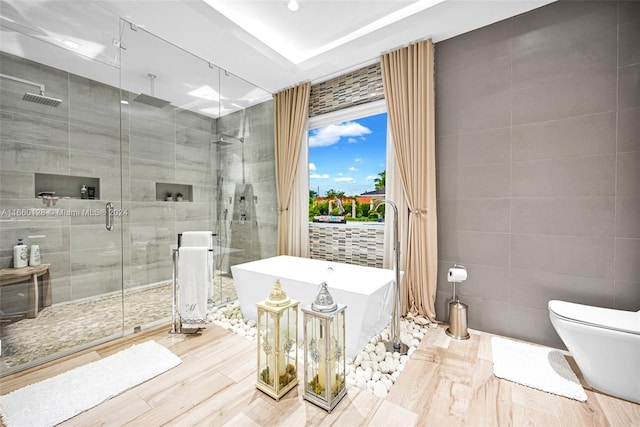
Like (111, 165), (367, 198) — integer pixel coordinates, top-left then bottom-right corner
(435, 0), (639, 348)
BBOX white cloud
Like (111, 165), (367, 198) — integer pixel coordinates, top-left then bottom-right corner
(310, 173), (330, 179)
(354, 158), (363, 163)
(347, 137), (358, 143)
(349, 166), (358, 172)
(365, 175), (377, 181)
(309, 162), (316, 171)
(309, 122), (372, 147)
(334, 177), (355, 183)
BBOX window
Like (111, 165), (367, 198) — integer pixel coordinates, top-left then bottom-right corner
(307, 100), (387, 222)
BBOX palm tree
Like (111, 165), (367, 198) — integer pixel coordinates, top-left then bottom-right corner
(374, 171), (386, 190)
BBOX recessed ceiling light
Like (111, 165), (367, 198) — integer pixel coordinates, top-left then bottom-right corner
(120, 100), (129, 105)
(287, 0), (299, 12)
(64, 39), (80, 49)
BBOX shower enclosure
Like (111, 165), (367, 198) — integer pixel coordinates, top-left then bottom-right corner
(0, 1), (276, 376)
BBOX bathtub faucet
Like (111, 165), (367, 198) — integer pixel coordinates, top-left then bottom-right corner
(373, 200), (407, 354)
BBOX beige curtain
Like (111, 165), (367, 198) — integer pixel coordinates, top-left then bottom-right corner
(381, 39), (437, 321)
(274, 82), (311, 255)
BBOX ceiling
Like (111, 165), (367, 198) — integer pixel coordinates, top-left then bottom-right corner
(0, 0), (555, 115)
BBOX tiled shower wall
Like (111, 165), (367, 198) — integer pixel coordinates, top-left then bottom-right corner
(212, 101), (278, 272)
(435, 0), (639, 348)
(0, 52), (278, 312)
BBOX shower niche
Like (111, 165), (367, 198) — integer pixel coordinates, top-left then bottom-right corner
(155, 182), (192, 202)
(34, 173), (100, 200)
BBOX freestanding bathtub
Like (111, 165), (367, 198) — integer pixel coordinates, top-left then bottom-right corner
(548, 300), (640, 403)
(231, 255), (397, 358)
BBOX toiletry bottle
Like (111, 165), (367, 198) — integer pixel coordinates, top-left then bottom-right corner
(81, 184), (87, 199)
(13, 238), (28, 268)
(29, 243), (41, 266)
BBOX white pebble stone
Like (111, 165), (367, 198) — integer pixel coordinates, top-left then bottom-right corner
(382, 378), (393, 391)
(413, 332), (424, 340)
(379, 361), (389, 374)
(371, 361), (379, 372)
(393, 352), (401, 359)
(354, 353), (363, 366)
(372, 371), (382, 381)
(391, 371), (401, 381)
(365, 343), (375, 353)
(346, 376), (356, 386)
(400, 355), (409, 365)
(361, 360), (372, 370)
(367, 380), (375, 390)
(361, 352), (371, 361)
(407, 347), (416, 357)
(397, 363), (405, 372)
(410, 338), (420, 348)
(356, 378), (367, 389)
(364, 367), (373, 381)
(236, 328), (246, 336)
(373, 381), (388, 398)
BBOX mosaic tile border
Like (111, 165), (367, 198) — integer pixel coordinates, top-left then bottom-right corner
(309, 63), (384, 117)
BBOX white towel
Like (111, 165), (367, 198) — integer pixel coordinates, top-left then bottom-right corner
(181, 231), (212, 248)
(178, 247), (209, 324)
(181, 231), (214, 300)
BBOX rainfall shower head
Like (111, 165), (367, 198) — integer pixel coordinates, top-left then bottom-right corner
(212, 134), (243, 146)
(23, 92), (62, 107)
(133, 73), (171, 108)
(0, 73), (62, 107)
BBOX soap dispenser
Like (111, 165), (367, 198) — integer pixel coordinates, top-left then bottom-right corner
(29, 243), (41, 266)
(13, 238), (28, 268)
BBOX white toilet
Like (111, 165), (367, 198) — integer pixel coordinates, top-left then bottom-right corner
(548, 300), (640, 404)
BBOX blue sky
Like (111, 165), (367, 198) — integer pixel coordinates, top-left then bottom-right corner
(309, 112), (387, 197)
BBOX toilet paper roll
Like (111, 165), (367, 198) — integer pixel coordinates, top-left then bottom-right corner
(448, 267), (467, 282)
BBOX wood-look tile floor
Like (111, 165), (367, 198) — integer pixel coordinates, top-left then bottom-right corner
(1, 323), (638, 426)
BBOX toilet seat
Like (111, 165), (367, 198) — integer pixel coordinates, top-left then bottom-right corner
(548, 300), (640, 336)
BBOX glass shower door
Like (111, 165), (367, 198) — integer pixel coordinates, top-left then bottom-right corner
(119, 22), (219, 332)
(0, 3), (125, 375)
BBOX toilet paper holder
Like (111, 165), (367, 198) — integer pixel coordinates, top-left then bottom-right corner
(446, 264), (470, 340)
(447, 264), (467, 301)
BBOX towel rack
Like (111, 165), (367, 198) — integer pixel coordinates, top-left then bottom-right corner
(170, 246), (214, 334)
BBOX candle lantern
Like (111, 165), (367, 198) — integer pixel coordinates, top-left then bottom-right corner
(302, 281), (347, 412)
(256, 279), (299, 400)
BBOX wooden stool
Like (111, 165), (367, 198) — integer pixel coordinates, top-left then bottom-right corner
(0, 264), (51, 318)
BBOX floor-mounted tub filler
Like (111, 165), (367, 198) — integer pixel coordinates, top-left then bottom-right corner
(548, 300), (640, 404)
(232, 255), (399, 359)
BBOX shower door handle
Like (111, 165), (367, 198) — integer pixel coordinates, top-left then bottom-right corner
(105, 202), (114, 231)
